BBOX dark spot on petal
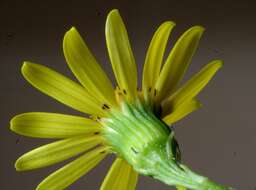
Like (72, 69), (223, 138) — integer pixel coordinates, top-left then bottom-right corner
(123, 89), (127, 94)
(101, 103), (110, 110)
(104, 104), (110, 109)
(154, 89), (157, 96)
(100, 151), (106, 154)
(94, 132), (100, 135)
(148, 87), (152, 92)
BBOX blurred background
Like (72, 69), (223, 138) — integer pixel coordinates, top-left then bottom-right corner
(1, 0), (256, 189)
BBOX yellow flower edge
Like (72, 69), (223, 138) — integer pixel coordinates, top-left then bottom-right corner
(10, 9), (232, 190)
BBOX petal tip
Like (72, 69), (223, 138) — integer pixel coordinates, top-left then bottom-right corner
(106, 9), (120, 24)
(191, 25), (205, 32)
(64, 27), (78, 40)
(211, 59), (224, 69)
(9, 114), (21, 132)
(165, 21), (176, 27)
(108, 9), (119, 16)
(21, 61), (34, 75)
(217, 59), (224, 66)
(70, 26), (77, 31)
(21, 61), (29, 69)
(64, 27), (77, 39)
(15, 158), (23, 171)
(9, 119), (15, 132)
(187, 25), (205, 38)
(21, 62), (29, 77)
(69, 26), (80, 35)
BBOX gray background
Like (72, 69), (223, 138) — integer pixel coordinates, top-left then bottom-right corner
(1, 0), (256, 189)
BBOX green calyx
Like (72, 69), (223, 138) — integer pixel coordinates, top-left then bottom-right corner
(101, 99), (232, 190)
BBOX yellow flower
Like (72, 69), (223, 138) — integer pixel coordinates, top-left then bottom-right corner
(10, 9), (231, 190)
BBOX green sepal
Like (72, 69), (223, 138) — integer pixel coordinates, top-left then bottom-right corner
(166, 131), (181, 162)
(102, 100), (232, 190)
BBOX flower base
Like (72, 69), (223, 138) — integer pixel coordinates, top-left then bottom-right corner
(102, 99), (232, 190)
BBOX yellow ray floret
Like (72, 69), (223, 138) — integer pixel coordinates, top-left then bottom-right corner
(10, 112), (101, 138)
(142, 21), (176, 101)
(163, 98), (202, 125)
(15, 135), (103, 171)
(155, 26), (205, 103)
(100, 158), (138, 190)
(162, 60), (223, 115)
(63, 27), (117, 107)
(36, 146), (108, 190)
(105, 9), (138, 101)
(22, 62), (105, 116)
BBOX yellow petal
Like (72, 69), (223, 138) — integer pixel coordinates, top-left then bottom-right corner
(163, 60), (223, 110)
(155, 26), (205, 102)
(105, 9), (137, 101)
(63, 27), (116, 107)
(100, 158), (138, 190)
(10, 112), (101, 138)
(22, 62), (104, 116)
(176, 186), (188, 190)
(36, 146), (108, 190)
(15, 135), (103, 171)
(142, 21), (176, 99)
(162, 99), (202, 125)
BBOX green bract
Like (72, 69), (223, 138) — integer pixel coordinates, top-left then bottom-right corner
(10, 9), (232, 190)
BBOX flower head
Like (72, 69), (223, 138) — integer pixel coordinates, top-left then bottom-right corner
(10, 9), (231, 190)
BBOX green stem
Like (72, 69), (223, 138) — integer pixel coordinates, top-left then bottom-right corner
(101, 100), (232, 190)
